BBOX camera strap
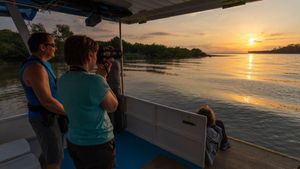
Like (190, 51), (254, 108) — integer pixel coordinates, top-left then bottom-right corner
(69, 66), (88, 72)
(103, 64), (109, 79)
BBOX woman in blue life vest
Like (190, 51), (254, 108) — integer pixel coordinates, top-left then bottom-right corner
(20, 32), (66, 169)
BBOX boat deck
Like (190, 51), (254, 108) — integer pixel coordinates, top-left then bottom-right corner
(208, 137), (300, 169)
(7, 129), (300, 169)
(59, 131), (201, 169)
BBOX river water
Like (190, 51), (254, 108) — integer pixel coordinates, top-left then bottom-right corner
(0, 53), (299, 158)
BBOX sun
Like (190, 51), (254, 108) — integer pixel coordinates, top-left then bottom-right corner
(248, 37), (255, 46)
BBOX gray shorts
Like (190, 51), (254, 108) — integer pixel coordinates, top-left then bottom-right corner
(29, 115), (64, 164)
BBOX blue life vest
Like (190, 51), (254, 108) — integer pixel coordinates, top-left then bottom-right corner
(19, 56), (60, 119)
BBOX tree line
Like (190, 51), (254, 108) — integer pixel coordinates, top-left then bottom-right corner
(0, 23), (207, 63)
(249, 44), (300, 54)
(0, 23), (73, 63)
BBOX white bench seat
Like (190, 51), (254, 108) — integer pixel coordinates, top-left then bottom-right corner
(0, 139), (30, 163)
(0, 153), (40, 169)
(0, 139), (40, 169)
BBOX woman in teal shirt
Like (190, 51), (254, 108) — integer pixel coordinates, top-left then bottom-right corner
(58, 35), (118, 169)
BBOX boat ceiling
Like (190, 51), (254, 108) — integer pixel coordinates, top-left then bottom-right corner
(0, 0), (261, 25)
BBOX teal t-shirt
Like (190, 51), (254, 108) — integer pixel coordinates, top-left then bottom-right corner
(58, 71), (114, 146)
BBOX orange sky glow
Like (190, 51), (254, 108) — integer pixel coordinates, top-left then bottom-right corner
(1, 0), (300, 53)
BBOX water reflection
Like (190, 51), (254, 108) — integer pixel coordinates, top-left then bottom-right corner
(124, 61), (179, 75)
(247, 54), (253, 80)
(0, 64), (21, 87)
(1, 54), (300, 158)
(243, 96), (250, 103)
(227, 92), (300, 116)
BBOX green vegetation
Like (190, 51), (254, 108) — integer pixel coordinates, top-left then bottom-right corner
(0, 23), (207, 63)
(98, 37), (207, 60)
(249, 44), (300, 54)
(0, 23), (74, 63)
(0, 29), (28, 62)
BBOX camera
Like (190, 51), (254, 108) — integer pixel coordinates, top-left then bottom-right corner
(97, 46), (122, 64)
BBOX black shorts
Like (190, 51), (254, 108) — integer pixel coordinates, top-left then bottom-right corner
(29, 116), (64, 164)
(67, 139), (116, 169)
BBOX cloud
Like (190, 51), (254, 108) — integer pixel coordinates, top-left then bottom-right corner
(125, 31), (204, 40)
(124, 31), (174, 40)
(261, 32), (285, 40)
(77, 32), (119, 41)
(196, 32), (205, 36)
(184, 43), (212, 49)
(268, 33), (283, 37)
(148, 32), (173, 36)
(257, 32), (294, 41)
(259, 32), (283, 37)
(265, 37), (295, 41)
(89, 26), (113, 33)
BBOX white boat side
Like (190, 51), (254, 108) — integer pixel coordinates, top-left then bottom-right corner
(1, 96), (300, 168)
(0, 96), (207, 168)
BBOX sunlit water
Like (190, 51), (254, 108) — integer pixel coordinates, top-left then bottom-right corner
(0, 54), (299, 158)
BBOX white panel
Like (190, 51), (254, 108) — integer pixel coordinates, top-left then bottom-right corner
(0, 139), (30, 163)
(126, 97), (156, 124)
(125, 96), (206, 168)
(157, 106), (206, 141)
(0, 153), (41, 169)
(0, 115), (35, 144)
(126, 114), (155, 143)
(155, 106), (206, 167)
(156, 127), (205, 166)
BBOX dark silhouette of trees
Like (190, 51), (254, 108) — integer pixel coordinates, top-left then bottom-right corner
(249, 44), (300, 54)
(51, 24), (74, 61)
(29, 23), (46, 33)
(1, 26), (207, 63)
(98, 36), (207, 59)
(271, 44), (300, 53)
(0, 29), (27, 62)
(52, 24), (74, 42)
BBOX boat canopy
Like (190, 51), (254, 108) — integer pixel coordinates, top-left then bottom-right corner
(0, 2), (37, 21)
(0, 0), (260, 26)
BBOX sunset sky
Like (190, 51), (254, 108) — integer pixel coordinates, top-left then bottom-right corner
(1, 0), (300, 53)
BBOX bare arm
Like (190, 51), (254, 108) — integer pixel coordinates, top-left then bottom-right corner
(23, 63), (65, 116)
(97, 62), (118, 112)
(101, 89), (118, 112)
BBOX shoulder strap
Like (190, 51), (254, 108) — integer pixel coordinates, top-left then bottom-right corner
(21, 57), (56, 80)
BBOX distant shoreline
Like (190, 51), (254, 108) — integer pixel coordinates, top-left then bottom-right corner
(248, 51), (300, 54)
(248, 44), (300, 54)
(208, 54), (236, 57)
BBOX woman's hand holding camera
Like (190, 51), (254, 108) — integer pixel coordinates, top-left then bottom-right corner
(97, 60), (112, 79)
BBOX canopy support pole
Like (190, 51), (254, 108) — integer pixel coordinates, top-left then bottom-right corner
(6, 3), (30, 53)
(119, 20), (124, 95)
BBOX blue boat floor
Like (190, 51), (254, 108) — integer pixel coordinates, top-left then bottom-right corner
(62, 131), (201, 169)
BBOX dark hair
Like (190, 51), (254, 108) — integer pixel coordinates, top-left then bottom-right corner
(197, 106), (215, 127)
(28, 32), (52, 53)
(64, 35), (98, 66)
